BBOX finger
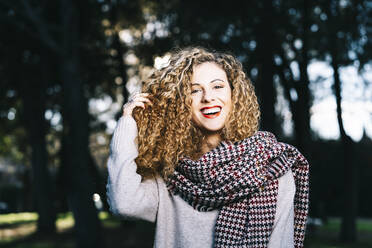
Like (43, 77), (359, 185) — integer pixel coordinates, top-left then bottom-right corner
(132, 96), (153, 105)
(133, 101), (146, 109)
(139, 92), (150, 96)
(131, 92), (149, 100)
(123, 101), (146, 116)
(123, 99), (146, 109)
(132, 93), (150, 101)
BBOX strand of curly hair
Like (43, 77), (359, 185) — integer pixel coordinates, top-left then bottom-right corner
(132, 47), (261, 179)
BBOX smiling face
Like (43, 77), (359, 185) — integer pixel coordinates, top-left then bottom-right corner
(190, 62), (232, 133)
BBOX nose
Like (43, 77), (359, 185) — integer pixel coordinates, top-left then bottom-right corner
(202, 89), (215, 103)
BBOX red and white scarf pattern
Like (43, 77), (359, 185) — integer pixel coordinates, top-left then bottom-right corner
(167, 131), (309, 248)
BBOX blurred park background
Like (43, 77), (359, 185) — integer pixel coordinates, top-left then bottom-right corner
(0, 0), (371, 247)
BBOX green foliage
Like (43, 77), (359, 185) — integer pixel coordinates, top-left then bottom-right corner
(0, 212), (37, 225)
(0, 133), (26, 164)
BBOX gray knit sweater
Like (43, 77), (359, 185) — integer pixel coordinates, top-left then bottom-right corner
(106, 116), (295, 247)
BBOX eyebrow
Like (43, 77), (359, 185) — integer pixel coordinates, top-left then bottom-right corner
(191, 79), (226, 86)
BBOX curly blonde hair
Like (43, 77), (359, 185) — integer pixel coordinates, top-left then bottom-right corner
(133, 47), (260, 179)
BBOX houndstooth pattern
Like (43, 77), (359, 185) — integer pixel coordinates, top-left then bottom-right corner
(167, 131), (309, 248)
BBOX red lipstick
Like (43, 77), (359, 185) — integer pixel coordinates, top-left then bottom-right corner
(200, 105), (222, 119)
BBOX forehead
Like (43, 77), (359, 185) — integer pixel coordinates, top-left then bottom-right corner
(191, 62), (227, 84)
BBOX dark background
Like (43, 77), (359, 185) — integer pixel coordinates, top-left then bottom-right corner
(0, 0), (371, 247)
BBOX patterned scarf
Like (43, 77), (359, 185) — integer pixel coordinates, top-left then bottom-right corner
(167, 131), (309, 248)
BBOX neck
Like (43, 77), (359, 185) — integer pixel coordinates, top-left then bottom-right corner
(201, 132), (222, 154)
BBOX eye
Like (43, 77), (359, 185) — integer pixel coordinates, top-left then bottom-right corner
(214, 85), (224, 89)
(191, 89), (201, 94)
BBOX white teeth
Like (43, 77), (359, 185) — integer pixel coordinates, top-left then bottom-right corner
(201, 107), (221, 114)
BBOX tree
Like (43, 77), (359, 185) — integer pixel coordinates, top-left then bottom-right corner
(0, 1), (104, 246)
(0, 1), (57, 233)
(316, 0), (371, 241)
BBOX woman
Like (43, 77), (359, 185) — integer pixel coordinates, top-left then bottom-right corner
(106, 47), (309, 248)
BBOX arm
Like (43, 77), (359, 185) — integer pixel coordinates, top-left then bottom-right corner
(106, 115), (159, 222)
(268, 169), (295, 247)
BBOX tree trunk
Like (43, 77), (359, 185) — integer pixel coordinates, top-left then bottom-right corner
(295, 0), (312, 154)
(23, 61), (56, 234)
(256, 0), (277, 133)
(60, 1), (103, 247)
(331, 58), (358, 242)
(325, 0), (358, 241)
(110, 4), (129, 105)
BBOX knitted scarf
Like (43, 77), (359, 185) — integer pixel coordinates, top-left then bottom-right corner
(167, 131), (309, 248)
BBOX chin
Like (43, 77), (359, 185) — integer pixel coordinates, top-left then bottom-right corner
(200, 125), (225, 133)
(192, 116), (227, 133)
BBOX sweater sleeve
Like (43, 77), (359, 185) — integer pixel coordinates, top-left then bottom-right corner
(268, 169), (295, 247)
(106, 116), (159, 222)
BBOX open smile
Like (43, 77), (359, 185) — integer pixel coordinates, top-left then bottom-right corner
(200, 106), (222, 119)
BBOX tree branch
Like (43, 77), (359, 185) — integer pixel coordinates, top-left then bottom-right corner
(0, 0), (62, 55)
(20, 0), (62, 54)
(0, 0), (62, 54)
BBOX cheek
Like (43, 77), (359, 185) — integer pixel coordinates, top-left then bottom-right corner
(191, 107), (200, 125)
(191, 96), (200, 112)
(191, 102), (197, 114)
(225, 96), (233, 116)
(225, 91), (232, 109)
(191, 103), (200, 122)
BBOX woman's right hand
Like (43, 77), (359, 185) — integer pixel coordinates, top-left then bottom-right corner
(122, 93), (153, 117)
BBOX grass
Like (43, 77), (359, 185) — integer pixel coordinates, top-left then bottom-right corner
(304, 218), (372, 248)
(357, 219), (372, 232)
(0, 212), (38, 225)
(0, 211), (153, 248)
(0, 213), (371, 248)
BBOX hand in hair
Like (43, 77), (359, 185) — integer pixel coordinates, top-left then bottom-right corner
(122, 93), (153, 117)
